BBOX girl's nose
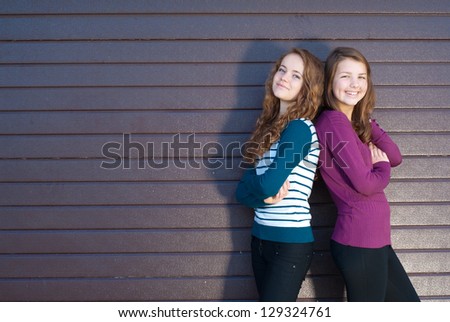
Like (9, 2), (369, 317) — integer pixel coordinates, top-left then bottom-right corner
(349, 78), (360, 88)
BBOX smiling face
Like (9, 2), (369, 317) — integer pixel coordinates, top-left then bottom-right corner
(332, 58), (368, 113)
(272, 53), (304, 113)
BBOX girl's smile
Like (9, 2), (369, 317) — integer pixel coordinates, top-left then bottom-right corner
(332, 58), (368, 114)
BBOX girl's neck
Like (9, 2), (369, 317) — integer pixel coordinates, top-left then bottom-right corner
(279, 102), (289, 117)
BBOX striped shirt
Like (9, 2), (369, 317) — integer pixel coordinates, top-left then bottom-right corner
(236, 118), (319, 243)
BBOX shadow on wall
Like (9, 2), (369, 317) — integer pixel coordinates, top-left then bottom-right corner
(217, 40), (346, 301)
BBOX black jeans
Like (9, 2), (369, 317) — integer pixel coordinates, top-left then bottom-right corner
(330, 240), (420, 302)
(251, 236), (313, 302)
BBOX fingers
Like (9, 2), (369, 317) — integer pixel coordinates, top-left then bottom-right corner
(282, 179), (290, 193)
(275, 180), (290, 199)
(282, 179), (290, 197)
(369, 142), (389, 163)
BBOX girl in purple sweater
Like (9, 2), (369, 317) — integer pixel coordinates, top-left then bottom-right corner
(315, 47), (419, 301)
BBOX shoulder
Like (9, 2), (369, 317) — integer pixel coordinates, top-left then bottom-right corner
(281, 118), (312, 142)
(370, 118), (382, 129)
(283, 118), (313, 135)
(317, 110), (347, 123)
(316, 110), (352, 130)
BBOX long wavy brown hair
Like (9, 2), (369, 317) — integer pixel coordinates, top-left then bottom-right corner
(323, 47), (375, 143)
(243, 48), (324, 165)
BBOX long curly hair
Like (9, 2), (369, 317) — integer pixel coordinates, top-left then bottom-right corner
(243, 48), (324, 165)
(323, 47), (375, 143)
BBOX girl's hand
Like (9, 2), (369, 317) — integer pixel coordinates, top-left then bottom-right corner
(264, 179), (290, 204)
(369, 143), (389, 164)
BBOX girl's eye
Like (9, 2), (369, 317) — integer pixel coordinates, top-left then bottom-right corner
(293, 75), (301, 80)
(278, 67), (286, 73)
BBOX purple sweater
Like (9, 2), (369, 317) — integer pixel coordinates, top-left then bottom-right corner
(315, 110), (402, 248)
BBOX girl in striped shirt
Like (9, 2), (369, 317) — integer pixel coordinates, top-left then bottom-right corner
(236, 48), (323, 301)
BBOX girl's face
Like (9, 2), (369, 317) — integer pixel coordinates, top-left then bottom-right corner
(272, 53), (304, 108)
(332, 58), (368, 111)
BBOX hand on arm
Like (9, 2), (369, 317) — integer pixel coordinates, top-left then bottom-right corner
(244, 120), (312, 199)
(369, 143), (389, 164)
(322, 113), (390, 196)
(263, 179), (290, 204)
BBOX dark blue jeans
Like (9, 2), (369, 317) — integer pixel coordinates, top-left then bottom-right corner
(251, 236), (313, 302)
(331, 240), (420, 302)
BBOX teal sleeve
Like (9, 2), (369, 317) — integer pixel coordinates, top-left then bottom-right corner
(235, 168), (270, 208)
(243, 120), (312, 199)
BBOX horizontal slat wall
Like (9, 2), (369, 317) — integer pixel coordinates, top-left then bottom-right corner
(1, 1), (450, 14)
(2, 40), (450, 64)
(1, 86), (449, 111)
(2, 16), (450, 40)
(0, 1), (449, 302)
(2, 63), (449, 87)
(0, 109), (449, 134)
